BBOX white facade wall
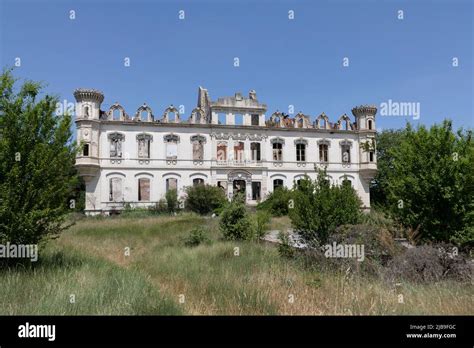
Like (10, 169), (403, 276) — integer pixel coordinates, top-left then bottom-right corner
(74, 88), (377, 214)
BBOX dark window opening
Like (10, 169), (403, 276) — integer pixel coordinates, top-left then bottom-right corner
(252, 182), (261, 200)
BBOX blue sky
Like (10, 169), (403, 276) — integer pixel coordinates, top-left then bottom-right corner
(1, 0), (472, 131)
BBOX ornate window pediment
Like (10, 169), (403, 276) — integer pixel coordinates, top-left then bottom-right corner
(164, 134), (179, 143)
(190, 135), (206, 144)
(317, 139), (331, 147)
(294, 138), (308, 146)
(270, 137), (285, 145)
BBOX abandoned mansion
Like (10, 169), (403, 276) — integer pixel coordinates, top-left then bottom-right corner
(74, 87), (377, 215)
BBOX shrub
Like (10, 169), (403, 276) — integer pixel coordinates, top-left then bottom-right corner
(185, 184), (227, 215)
(289, 169), (362, 246)
(183, 227), (211, 247)
(384, 244), (473, 283)
(165, 189), (179, 214)
(219, 198), (255, 241)
(277, 231), (296, 258)
(257, 187), (292, 216)
(253, 210), (271, 239)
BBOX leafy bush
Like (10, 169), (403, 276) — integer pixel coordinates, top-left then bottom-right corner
(253, 210), (271, 239)
(382, 121), (473, 245)
(289, 169), (362, 246)
(185, 184), (227, 215)
(277, 231), (296, 258)
(183, 227), (211, 247)
(257, 187), (293, 216)
(384, 244), (473, 283)
(165, 189), (179, 214)
(219, 198), (255, 241)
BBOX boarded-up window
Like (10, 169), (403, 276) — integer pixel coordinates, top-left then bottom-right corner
(138, 138), (150, 158)
(109, 177), (123, 201)
(138, 178), (150, 201)
(217, 142), (227, 161)
(193, 141), (204, 160)
(166, 142), (178, 158)
(166, 178), (177, 192)
(234, 142), (244, 162)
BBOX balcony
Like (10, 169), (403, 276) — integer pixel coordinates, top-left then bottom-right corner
(359, 162), (377, 180)
(75, 156), (99, 179)
(213, 159), (264, 168)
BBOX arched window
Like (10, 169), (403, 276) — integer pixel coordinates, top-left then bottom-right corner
(166, 178), (178, 192)
(138, 178), (150, 201)
(273, 179), (284, 190)
(113, 109), (121, 120)
(342, 178), (352, 188)
(193, 178), (204, 186)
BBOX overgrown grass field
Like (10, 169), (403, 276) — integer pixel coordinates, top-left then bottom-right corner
(0, 214), (471, 315)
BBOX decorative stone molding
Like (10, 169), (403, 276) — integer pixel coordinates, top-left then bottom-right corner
(227, 170), (252, 183)
(190, 134), (207, 143)
(73, 88), (104, 103)
(108, 102), (127, 121)
(162, 105), (180, 123)
(270, 137), (285, 145)
(135, 103), (154, 122)
(317, 139), (331, 147)
(294, 138), (308, 146)
(164, 134), (179, 143)
(137, 133), (153, 142)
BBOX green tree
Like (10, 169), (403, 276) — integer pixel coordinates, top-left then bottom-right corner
(219, 196), (255, 241)
(184, 184), (227, 215)
(289, 170), (362, 246)
(165, 189), (178, 214)
(386, 120), (473, 245)
(0, 69), (77, 245)
(370, 129), (404, 207)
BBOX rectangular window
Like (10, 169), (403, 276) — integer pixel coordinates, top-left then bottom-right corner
(319, 144), (328, 162)
(166, 142), (178, 159)
(83, 143), (89, 157)
(341, 145), (351, 163)
(252, 182), (261, 200)
(296, 144), (306, 162)
(109, 178), (123, 201)
(273, 179), (283, 190)
(273, 143), (283, 161)
(217, 143), (227, 161)
(138, 139), (150, 158)
(166, 178), (177, 192)
(251, 114), (259, 126)
(251, 143), (261, 161)
(369, 151), (374, 162)
(110, 139), (122, 158)
(138, 178), (150, 201)
(192, 141), (204, 160)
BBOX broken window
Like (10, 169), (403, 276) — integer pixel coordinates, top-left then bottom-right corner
(251, 114), (259, 126)
(273, 179), (283, 190)
(272, 142), (283, 161)
(138, 178), (150, 201)
(193, 178), (204, 186)
(109, 133), (124, 158)
(109, 177), (123, 201)
(319, 144), (329, 162)
(234, 141), (244, 162)
(137, 134), (152, 158)
(341, 144), (351, 163)
(217, 142), (227, 161)
(166, 178), (177, 192)
(296, 143), (306, 162)
(250, 142), (261, 161)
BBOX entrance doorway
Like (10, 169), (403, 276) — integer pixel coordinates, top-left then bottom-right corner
(233, 180), (246, 196)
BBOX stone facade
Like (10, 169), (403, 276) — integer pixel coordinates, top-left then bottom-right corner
(74, 87), (377, 215)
